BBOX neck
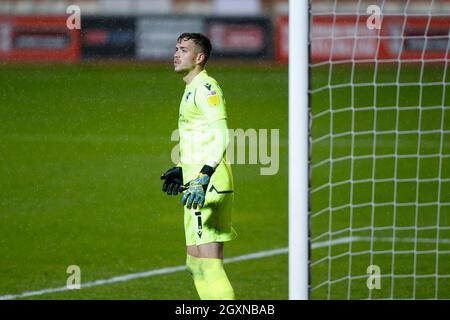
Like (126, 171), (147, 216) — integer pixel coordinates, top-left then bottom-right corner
(183, 66), (204, 84)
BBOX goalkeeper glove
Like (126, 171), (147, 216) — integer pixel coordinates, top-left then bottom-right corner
(181, 165), (215, 210)
(160, 166), (183, 195)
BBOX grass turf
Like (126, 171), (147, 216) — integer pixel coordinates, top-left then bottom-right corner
(0, 63), (288, 299)
(0, 62), (449, 299)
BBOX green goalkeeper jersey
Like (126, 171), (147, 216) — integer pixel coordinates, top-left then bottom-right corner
(178, 70), (233, 190)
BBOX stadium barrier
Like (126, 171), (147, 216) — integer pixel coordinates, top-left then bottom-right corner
(276, 15), (450, 63)
(0, 15), (80, 62)
(136, 15), (273, 60)
(2, 14), (448, 63)
(82, 16), (135, 59)
(0, 14), (272, 62)
(136, 15), (203, 60)
(204, 16), (272, 59)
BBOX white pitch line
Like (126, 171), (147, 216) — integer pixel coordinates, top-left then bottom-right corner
(353, 236), (450, 244)
(311, 236), (354, 249)
(0, 248), (289, 300)
(1, 236), (449, 300)
(311, 236), (450, 249)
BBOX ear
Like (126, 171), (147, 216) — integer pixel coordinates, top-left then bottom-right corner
(196, 52), (206, 65)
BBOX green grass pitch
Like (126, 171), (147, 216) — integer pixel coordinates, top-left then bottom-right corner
(0, 63), (288, 300)
(0, 62), (448, 299)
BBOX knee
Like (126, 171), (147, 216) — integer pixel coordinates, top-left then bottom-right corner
(186, 254), (201, 276)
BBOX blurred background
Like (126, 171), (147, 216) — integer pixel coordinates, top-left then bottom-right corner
(1, 0), (450, 63)
(0, 0), (288, 63)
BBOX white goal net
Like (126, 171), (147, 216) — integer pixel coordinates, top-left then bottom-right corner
(309, 0), (450, 299)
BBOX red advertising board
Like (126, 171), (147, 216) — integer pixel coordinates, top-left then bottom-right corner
(311, 15), (381, 62)
(276, 15), (289, 63)
(0, 16), (80, 62)
(276, 15), (450, 63)
(384, 15), (450, 61)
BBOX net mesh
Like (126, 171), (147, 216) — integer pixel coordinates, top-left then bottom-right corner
(309, 0), (450, 299)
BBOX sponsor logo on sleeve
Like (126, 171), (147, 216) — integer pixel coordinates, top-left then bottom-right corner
(207, 90), (219, 106)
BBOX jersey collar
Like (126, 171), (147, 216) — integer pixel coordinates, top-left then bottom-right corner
(186, 70), (208, 89)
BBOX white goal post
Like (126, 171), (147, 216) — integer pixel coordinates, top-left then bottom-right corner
(290, 0), (450, 300)
(289, 0), (310, 300)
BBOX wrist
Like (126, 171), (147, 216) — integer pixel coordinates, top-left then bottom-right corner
(200, 164), (215, 177)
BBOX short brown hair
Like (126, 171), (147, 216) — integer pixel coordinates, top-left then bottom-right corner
(177, 33), (212, 65)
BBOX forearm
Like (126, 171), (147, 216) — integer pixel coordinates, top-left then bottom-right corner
(182, 119), (229, 209)
(205, 119), (229, 170)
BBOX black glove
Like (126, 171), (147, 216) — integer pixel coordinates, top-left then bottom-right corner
(160, 167), (183, 195)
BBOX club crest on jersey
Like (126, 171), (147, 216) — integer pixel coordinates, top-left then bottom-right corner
(207, 90), (219, 106)
(185, 91), (192, 101)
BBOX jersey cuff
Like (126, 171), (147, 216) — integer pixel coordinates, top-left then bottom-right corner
(200, 165), (215, 177)
(205, 159), (219, 169)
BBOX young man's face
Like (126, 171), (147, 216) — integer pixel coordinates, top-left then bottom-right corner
(173, 39), (203, 73)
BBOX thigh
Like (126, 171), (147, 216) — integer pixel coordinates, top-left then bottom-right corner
(183, 191), (236, 246)
(187, 242), (224, 259)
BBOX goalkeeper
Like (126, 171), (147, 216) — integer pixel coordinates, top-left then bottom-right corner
(160, 33), (237, 300)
